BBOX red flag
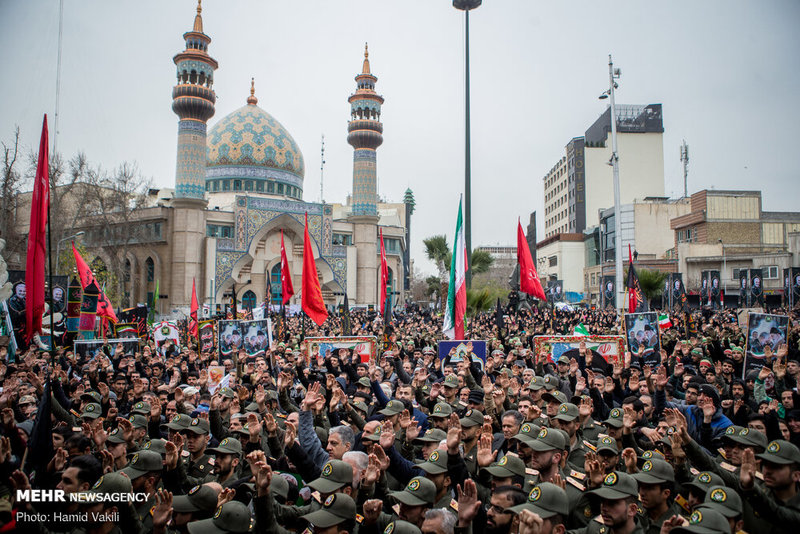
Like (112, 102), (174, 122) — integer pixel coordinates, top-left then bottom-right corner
(379, 229), (388, 315)
(301, 213), (328, 326)
(189, 278), (199, 339)
(72, 243), (117, 323)
(25, 115), (50, 342)
(517, 220), (546, 300)
(626, 244), (645, 313)
(280, 230), (294, 305)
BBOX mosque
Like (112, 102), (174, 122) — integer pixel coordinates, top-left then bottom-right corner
(88, 2), (413, 316)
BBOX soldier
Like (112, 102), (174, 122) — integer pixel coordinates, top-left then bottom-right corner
(169, 484), (221, 530)
(120, 450), (163, 533)
(509, 482), (570, 534)
(631, 459), (683, 534)
(738, 440), (800, 533)
(300, 492), (358, 534)
(185, 501), (254, 534)
(696, 486), (744, 534)
(182, 418), (215, 481)
(574, 471), (646, 534)
(206, 437), (243, 487)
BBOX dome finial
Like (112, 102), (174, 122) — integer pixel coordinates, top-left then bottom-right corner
(247, 77), (258, 105)
(193, 0), (203, 32)
(362, 42), (371, 74)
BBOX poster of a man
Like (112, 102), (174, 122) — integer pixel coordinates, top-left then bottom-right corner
(744, 313), (789, 373)
(217, 320), (240, 357)
(624, 312), (661, 365)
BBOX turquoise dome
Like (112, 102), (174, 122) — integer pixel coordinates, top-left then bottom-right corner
(206, 100), (305, 198)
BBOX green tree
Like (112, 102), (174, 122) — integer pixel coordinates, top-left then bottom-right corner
(466, 288), (494, 316)
(424, 235), (450, 280)
(637, 268), (669, 301)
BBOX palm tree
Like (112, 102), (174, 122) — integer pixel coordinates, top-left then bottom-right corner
(423, 235), (450, 280)
(466, 288), (494, 316)
(638, 268), (669, 301)
(469, 249), (494, 275)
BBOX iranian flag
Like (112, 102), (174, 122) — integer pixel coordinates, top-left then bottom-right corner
(443, 199), (468, 340)
(658, 313), (672, 329)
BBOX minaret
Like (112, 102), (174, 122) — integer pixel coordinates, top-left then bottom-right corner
(348, 44), (384, 306)
(172, 0), (217, 206)
(169, 0), (216, 310)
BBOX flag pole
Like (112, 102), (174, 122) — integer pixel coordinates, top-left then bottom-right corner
(46, 121), (55, 362)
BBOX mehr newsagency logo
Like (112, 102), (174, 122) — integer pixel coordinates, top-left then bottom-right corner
(16, 489), (149, 503)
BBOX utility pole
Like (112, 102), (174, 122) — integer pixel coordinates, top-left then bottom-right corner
(320, 134), (325, 203)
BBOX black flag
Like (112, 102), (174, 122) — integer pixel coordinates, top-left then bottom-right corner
(25, 376), (53, 478)
(495, 298), (504, 332)
(626, 245), (646, 313)
(342, 292), (352, 336)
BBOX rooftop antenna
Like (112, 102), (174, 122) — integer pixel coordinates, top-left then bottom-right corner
(320, 134), (325, 203)
(680, 140), (689, 198)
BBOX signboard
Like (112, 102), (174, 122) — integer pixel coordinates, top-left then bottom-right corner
(240, 319), (272, 358)
(749, 268), (764, 307)
(744, 313), (789, 375)
(437, 340), (487, 369)
(305, 336), (378, 365)
(624, 312), (661, 366)
(199, 320), (215, 353)
(218, 320), (242, 359)
(152, 321), (180, 355)
(602, 276), (615, 309)
(533, 335), (625, 365)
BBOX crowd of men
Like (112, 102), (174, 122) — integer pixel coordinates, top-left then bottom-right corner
(0, 304), (799, 534)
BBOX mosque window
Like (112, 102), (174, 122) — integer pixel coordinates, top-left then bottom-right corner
(212, 180), (219, 192)
(234, 180), (242, 191)
(270, 263), (283, 305)
(146, 258), (155, 282)
(256, 181), (264, 192)
(277, 183), (284, 194)
(267, 182), (274, 193)
(332, 233), (353, 246)
(244, 180), (253, 191)
(223, 180), (231, 191)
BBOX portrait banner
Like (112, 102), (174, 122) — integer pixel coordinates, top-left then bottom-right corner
(437, 340), (487, 370)
(74, 338), (140, 363)
(217, 320), (242, 359)
(749, 268), (764, 307)
(305, 336), (378, 365)
(624, 312), (661, 366)
(199, 320), (216, 353)
(239, 319), (271, 358)
(533, 335), (625, 365)
(744, 313), (789, 375)
(152, 321), (180, 355)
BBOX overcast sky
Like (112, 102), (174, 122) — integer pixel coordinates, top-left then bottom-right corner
(2, 0), (798, 276)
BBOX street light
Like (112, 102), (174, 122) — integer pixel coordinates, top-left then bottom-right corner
(55, 231), (85, 275)
(453, 0), (481, 288)
(599, 55), (622, 310)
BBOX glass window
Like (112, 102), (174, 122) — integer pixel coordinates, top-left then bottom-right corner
(267, 181), (274, 193)
(244, 180), (253, 191)
(234, 180), (242, 191)
(277, 183), (284, 194)
(256, 181), (264, 192)
(223, 180), (231, 191)
(146, 258), (155, 282)
(270, 263), (283, 305)
(765, 266), (779, 279)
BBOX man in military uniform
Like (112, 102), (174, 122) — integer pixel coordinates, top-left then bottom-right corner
(300, 493), (358, 534)
(632, 458), (683, 534)
(169, 484), (220, 531)
(509, 482), (570, 534)
(120, 450), (163, 533)
(428, 402), (454, 431)
(206, 437), (243, 487)
(738, 439), (800, 533)
(696, 485), (744, 534)
(185, 500), (254, 534)
(459, 409), (484, 476)
(573, 471), (647, 534)
(552, 403), (590, 471)
(416, 450), (460, 513)
(182, 418), (215, 482)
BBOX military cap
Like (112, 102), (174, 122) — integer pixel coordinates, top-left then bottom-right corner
(415, 428), (447, 444)
(443, 375), (460, 389)
(131, 401), (151, 415)
(106, 427), (126, 445)
(164, 413), (193, 431)
(684, 471), (725, 495)
(542, 390), (568, 405)
(208, 437), (243, 458)
(80, 472), (132, 499)
(459, 409), (484, 428)
(187, 501), (254, 534)
(172, 484), (219, 513)
(244, 402), (260, 413)
(142, 438), (168, 456)
(80, 403), (102, 420)
(422, 346), (436, 355)
(307, 460), (353, 494)
(363, 424), (383, 442)
(553, 403), (579, 422)
(184, 417), (211, 435)
(264, 390), (278, 402)
(529, 427), (568, 452)
(672, 508), (731, 534)
(352, 400), (369, 413)
(81, 390), (103, 404)
(556, 355), (570, 365)
(699, 486), (741, 519)
(19, 395), (37, 406)
(429, 403), (453, 419)
(509, 482), (569, 518)
(602, 407), (624, 428)
(301, 493), (356, 528)
(542, 375), (559, 391)
(526, 376), (546, 391)
(218, 387), (237, 399)
(757, 439), (800, 465)
(418, 449), (449, 475)
(483, 454), (527, 479)
(379, 399), (405, 416)
(383, 520), (422, 534)
(389, 476), (436, 507)
(511, 422), (542, 446)
(357, 377), (372, 388)
(127, 413), (148, 429)
(596, 436), (619, 455)
(725, 426), (768, 451)
(633, 459), (675, 484)
(588, 471), (639, 500)
(121, 450), (163, 479)
(269, 474), (290, 500)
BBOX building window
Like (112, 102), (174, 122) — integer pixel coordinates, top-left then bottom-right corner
(223, 180), (231, 191)
(146, 257), (155, 282)
(270, 263), (283, 305)
(332, 233), (353, 246)
(244, 180), (253, 191)
(733, 268), (741, 280)
(277, 183), (284, 194)
(212, 180), (219, 191)
(234, 180), (242, 191)
(267, 181), (274, 193)
(549, 256), (558, 267)
(591, 273), (596, 285)
(765, 265), (779, 279)
(256, 181), (264, 192)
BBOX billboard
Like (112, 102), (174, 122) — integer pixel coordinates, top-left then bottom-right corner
(624, 312), (661, 366)
(305, 336), (378, 365)
(744, 313), (789, 374)
(749, 268), (764, 307)
(533, 335), (625, 365)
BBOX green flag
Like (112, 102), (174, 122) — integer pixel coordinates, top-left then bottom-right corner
(573, 323), (589, 336)
(149, 279), (159, 325)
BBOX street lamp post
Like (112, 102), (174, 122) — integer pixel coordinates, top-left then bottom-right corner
(719, 239), (726, 306)
(600, 55), (622, 310)
(55, 231), (85, 275)
(453, 0), (481, 289)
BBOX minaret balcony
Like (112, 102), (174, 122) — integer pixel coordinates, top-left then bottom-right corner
(172, 96), (215, 122)
(347, 129), (384, 149)
(347, 120), (383, 134)
(172, 84), (216, 103)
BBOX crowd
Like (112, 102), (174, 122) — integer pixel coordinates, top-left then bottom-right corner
(0, 304), (799, 534)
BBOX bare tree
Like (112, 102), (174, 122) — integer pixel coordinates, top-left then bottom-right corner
(1, 127), (24, 268)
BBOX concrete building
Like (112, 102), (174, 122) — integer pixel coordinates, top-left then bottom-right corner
(542, 104), (665, 238)
(535, 233), (585, 295)
(671, 190), (800, 298)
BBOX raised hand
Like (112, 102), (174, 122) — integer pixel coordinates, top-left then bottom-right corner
(362, 499), (383, 526)
(263, 412), (278, 435)
(446, 413), (462, 454)
(739, 448), (757, 489)
(518, 509), (545, 534)
(372, 442), (390, 471)
(165, 441), (179, 470)
(217, 488), (235, 508)
(283, 420), (297, 449)
(379, 423), (396, 450)
(457, 479), (482, 528)
(621, 447), (638, 473)
(152, 488), (174, 530)
(405, 418), (421, 442)
(254, 460), (273, 496)
(551, 472), (566, 490)
(584, 451), (604, 488)
(363, 453), (382, 486)
(398, 410), (412, 430)
(476, 432), (498, 467)
(578, 397), (593, 420)
(660, 515), (688, 534)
